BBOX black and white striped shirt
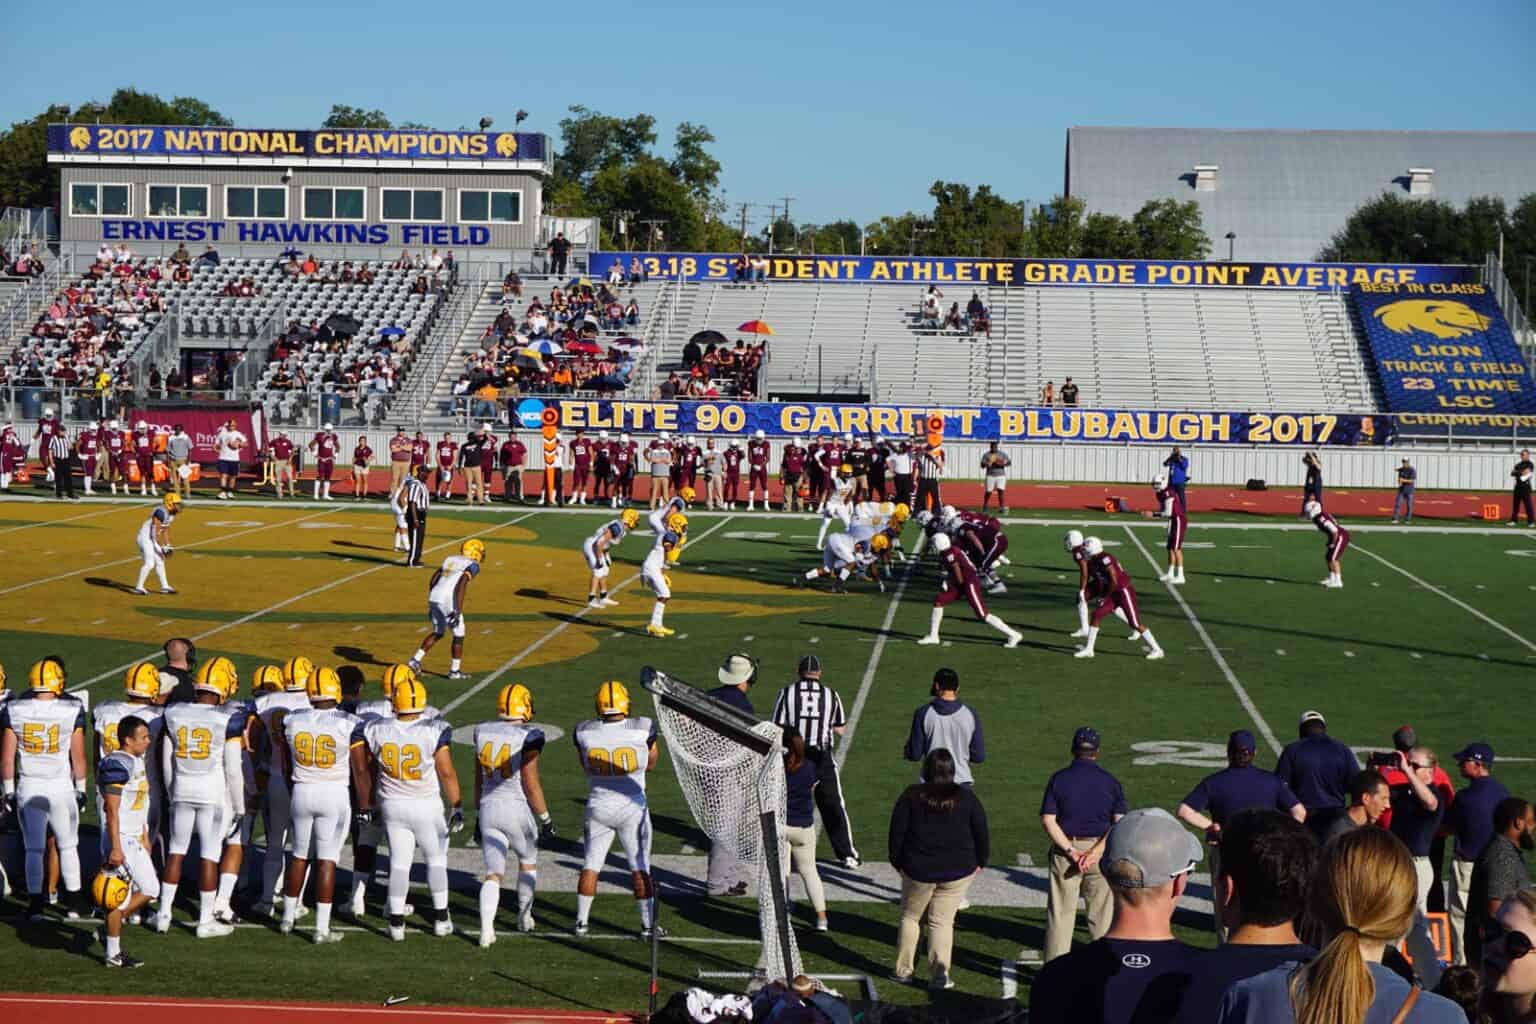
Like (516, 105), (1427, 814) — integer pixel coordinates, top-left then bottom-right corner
(48, 433), (72, 461)
(401, 476), (430, 514)
(771, 678), (846, 751)
(915, 446), (944, 479)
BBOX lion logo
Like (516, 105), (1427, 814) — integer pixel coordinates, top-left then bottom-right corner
(68, 126), (91, 150)
(494, 133), (518, 157)
(1373, 300), (1491, 340)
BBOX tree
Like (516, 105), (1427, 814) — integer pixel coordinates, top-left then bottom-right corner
(321, 105), (393, 129)
(1318, 192), (1514, 264)
(587, 156), (704, 251)
(553, 106), (657, 193)
(671, 122), (721, 202)
(927, 181), (1028, 257)
(1028, 195), (1088, 258)
(1080, 212), (1138, 259)
(1130, 199), (1210, 260)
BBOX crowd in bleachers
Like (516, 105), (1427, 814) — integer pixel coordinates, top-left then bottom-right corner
(1, 242), (48, 278)
(661, 336), (764, 399)
(917, 285), (991, 338)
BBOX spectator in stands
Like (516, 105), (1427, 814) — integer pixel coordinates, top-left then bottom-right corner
(1030, 808), (1204, 1024)
(1321, 769), (1393, 845)
(412, 275), (429, 296)
(197, 244), (220, 266)
(888, 748), (989, 990)
(356, 264), (376, 286)
(170, 243), (191, 265)
(1175, 809), (1318, 1023)
(1448, 743), (1512, 966)
(1042, 380), (1056, 405)
(501, 269), (523, 299)
(605, 260), (624, 286)
(629, 256), (645, 283)
(1061, 377), (1079, 406)
(1467, 799), (1534, 969)
(1482, 888), (1536, 1024)
(658, 372), (682, 400)
(427, 248), (443, 272)
(548, 232), (572, 276)
(751, 254), (768, 285)
(623, 297), (639, 326)
(943, 302), (964, 332)
(732, 253), (749, 285)
(920, 287), (941, 328)
(392, 248), (413, 270)
(1217, 827), (1464, 1023)
(301, 254), (318, 276)
(1275, 709), (1358, 840)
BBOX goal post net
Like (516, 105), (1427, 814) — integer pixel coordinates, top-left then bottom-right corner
(640, 666), (801, 983)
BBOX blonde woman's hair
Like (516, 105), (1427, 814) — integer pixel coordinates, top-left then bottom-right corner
(1290, 827), (1417, 1024)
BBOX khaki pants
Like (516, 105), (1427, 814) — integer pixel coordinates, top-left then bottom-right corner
(1406, 855), (1444, 988)
(274, 461), (294, 494)
(463, 466), (483, 502)
(783, 824), (826, 913)
(170, 458), (190, 497)
(1044, 838), (1112, 961)
(390, 460), (408, 492)
(894, 872), (973, 983)
(1449, 856), (1475, 966)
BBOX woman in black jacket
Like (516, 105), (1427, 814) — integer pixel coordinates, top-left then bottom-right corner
(887, 748), (989, 990)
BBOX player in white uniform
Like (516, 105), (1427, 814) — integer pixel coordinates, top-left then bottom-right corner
(408, 539), (485, 681)
(154, 656), (247, 938)
(93, 663), (166, 870)
(357, 675), (463, 941)
(95, 714), (158, 967)
(642, 512), (687, 638)
(584, 508), (640, 608)
(275, 666), (360, 943)
(815, 466), (858, 550)
(473, 683), (555, 947)
(248, 655), (317, 917)
(574, 681), (661, 937)
(1, 657), (87, 921)
(133, 492), (181, 595)
(390, 477), (411, 552)
(798, 532), (888, 592)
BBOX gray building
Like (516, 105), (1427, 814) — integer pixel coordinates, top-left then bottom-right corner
(1066, 127), (1536, 263)
(47, 124), (561, 265)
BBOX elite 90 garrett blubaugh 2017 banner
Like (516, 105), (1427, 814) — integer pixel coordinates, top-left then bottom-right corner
(513, 398), (1391, 447)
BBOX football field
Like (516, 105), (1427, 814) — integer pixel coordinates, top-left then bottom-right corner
(0, 495), (1533, 1014)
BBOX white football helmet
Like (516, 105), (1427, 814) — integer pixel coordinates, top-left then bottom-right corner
(931, 532), (952, 553)
(1063, 529), (1084, 552)
(1083, 536), (1104, 557)
(914, 510), (933, 526)
(792, 436), (803, 446)
(753, 429), (765, 440)
(322, 422), (335, 431)
(1303, 500), (1323, 519)
(1152, 473), (1168, 490)
(598, 430), (609, 440)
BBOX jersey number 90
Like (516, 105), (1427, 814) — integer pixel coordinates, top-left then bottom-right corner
(585, 746), (638, 776)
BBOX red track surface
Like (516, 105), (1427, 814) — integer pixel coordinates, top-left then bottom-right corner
(0, 994), (633, 1024)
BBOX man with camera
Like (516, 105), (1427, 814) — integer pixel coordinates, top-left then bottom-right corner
(1300, 451), (1322, 518)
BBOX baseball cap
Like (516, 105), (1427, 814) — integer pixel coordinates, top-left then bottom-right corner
(797, 654), (822, 677)
(1393, 725), (1418, 752)
(1072, 727), (1101, 752)
(1228, 730), (1257, 754)
(1103, 808), (1203, 887)
(717, 653), (756, 688)
(1453, 742), (1495, 766)
(1298, 710), (1326, 728)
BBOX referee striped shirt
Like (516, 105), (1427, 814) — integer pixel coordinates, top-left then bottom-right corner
(915, 446), (943, 479)
(401, 476), (430, 513)
(48, 433), (72, 461)
(771, 678), (846, 751)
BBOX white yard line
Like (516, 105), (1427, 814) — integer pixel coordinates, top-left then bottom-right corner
(438, 516), (735, 717)
(1122, 525), (1284, 756)
(67, 512), (540, 694)
(1005, 516), (1536, 537)
(1353, 543), (1536, 655)
(0, 510), (337, 597)
(0, 503), (131, 534)
(835, 559), (915, 768)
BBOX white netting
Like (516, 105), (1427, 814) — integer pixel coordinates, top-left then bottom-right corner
(653, 704), (802, 981)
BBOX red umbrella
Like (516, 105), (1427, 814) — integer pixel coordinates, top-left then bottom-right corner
(566, 339), (603, 355)
(737, 320), (775, 335)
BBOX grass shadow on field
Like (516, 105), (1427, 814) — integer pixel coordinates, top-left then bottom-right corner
(539, 610), (649, 637)
(516, 588), (587, 607)
(325, 551), (405, 567)
(84, 576), (140, 593)
(332, 539), (395, 553)
(648, 812), (708, 851)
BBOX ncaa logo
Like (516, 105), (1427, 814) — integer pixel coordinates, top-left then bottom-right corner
(515, 399), (547, 429)
(1121, 953), (1153, 969)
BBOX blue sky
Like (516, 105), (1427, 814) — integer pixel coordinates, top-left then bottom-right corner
(6, 0), (1533, 233)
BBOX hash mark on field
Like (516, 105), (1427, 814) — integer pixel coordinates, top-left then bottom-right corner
(157, 619), (175, 626)
(611, 631), (624, 637)
(743, 635), (754, 642)
(1371, 581), (1381, 587)
(1266, 579), (1275, 585)
(351, 625), (365, 632)
(287, 623), (302, 631)
(91, 618), (106, 625)
(26, 617), (44, 625)
(1344, 650), (1356, 658)
(480, 628), (494, 635)
(1480, 653), (1490, 661)
(1410, 652), (1423, 659)
(809, 636), (819, 644)
(1214, 578), (1223, 584)
(1275, 649), (1286, 656)
(1056, 574), (1066, 580)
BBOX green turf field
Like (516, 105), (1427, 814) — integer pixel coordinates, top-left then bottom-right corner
(0, 497), (1533, 1011)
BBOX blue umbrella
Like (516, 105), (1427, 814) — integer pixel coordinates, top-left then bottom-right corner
(379, 325), (406, 338)
(281, 248), (302, 259)
(526, 339), (562, 355)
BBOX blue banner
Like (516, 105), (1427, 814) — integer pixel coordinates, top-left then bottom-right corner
(1354, 282), (1535, 437)
(49, 124), (545, 163)
(589, 252), (1476, 291)
(512, 398), (1396, 446)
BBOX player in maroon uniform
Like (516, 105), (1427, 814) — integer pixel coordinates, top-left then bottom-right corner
(35, 407), (60, 482)
(76, 422), (100, 496)
(410, 430), (430, 474)
(132, 422), (158, 496)
(826, 434), (846, 491)
(1063, 529), (1094, 637)
(954, 509), (1009, 594)
(480, 426), (498, 500)
(806, 435), (828, 506)
(435, 432), (458, 499)
(613, 432), (637, 505)
(499, 432), (526, 503)
(0, 422), (24, 490)
(917, 533), (1022, 647)
(1074, 537), (1165, 660)
(103, 420), (128, 495)
(677, 435), (701, 491)
(570, 428), (593, 505)
(270, 430), (296, 497)
(592, 430), (614, 505)
(1304, 500), (1349, 588)
(781, 436), (807, 512)
(1143, 473), (1187, 584)
(746, 429), (771, 510)
(309, 423), (339, 500)
(351, 437), (374, 499)
(722, 439), (744, 509)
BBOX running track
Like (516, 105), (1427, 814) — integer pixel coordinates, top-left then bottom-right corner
(0, 994), (634, 1024)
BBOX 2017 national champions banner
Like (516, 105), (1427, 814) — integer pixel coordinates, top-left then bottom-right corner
(590, 252), (1476, 290)
(48, 124), (546, 162)
(516, 397), (1393, 446)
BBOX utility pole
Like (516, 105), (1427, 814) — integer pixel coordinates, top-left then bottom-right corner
(736, 203), (751, 248)
(766, 203), (779, 257)
(779, 196), (796, 231)
(640, 219), (667, 253)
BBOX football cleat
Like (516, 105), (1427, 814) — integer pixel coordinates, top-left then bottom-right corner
(646, 625), (674, 638)
(405, 658), (422, 675)
(152, 913), (172, 933)
(916, 634), (940, 646)
(388, 924), (405, 942)
(195, 920), (234, 939)
(1069, 628), (1089, 638)
(131, 587), (149, 596)
(599, 597), (619, 608)
(447, 670), (470, 681)
(518, 907), (535, 933)
(433, 917), (454, 937)
(1146, 649), (1166, 660)
(641, 925), (668, 940)
(313, 930), (344, 945)
(479, 928), (497, 949)
(278, 917), (294, 935)
(1073, 648), (1095, 659)
(1003, 634), (1022, 648)
(573, 922), (590, 937)
(104, 952), (145, 969)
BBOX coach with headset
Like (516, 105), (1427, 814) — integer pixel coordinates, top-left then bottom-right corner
(159, 637), (198, 704)
(771, 654), (860, 869)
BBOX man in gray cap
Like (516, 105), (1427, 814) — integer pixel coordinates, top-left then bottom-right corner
(704, 652), (759, 896)
(1030, 808), (1204, 1024)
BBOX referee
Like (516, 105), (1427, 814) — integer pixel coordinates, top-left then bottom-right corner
(401, 464), (430, 566)
(50, 430), (76, 500)
(913, 439), (944, 515)
(771, 654), (860, 868)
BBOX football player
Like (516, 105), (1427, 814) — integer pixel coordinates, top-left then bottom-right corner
(1143, 473), (1188, 584)
(1073, 537), (1165, 660)
(1, 657), (87, 920)
(133, 420), (158, 497)
(389, 473), (411, 553)
(647, 486), (693, 536)
(917, 534), (1022, 648)
(815, 465), (857, 551)
(154, 656), (248, 937)
(574, 681), (661, 938)
(132, 492), (181, 596)
(434, 432), (458, 500)
(1305, 500), (1349, 588)
(1064, 529), (1093, 638)
(952, 508), (1009, 594)
(798, 532), (887, 592)
(94, 664), (167, 874)
(584, 509), (640, 608)
(473, 683), (554, 947)
(356, 675), (462, 941)
(309, 422), (339, 501)
(249, 656), (317, 916)
(274, 666), (359, 943)
(408, 539), (485, 681)
(779, 436), (807, 512)
(95, 714), (158, 967)
(350, 436), (373, 500)
(642, 512), (686, 638)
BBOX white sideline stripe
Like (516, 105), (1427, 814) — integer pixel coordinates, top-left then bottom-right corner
(0, 503), (130, 534)
(1000, 959), (1019, 999)
(1353, 543), (1536, 655)
(68, 512), (540, 694)
(0, 510), (335, 597)
(836, 559), (914, 768)
(439, 516), (735, 718)
(1122, 525), (1283, 756)
(0, 994), (627, 1020)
